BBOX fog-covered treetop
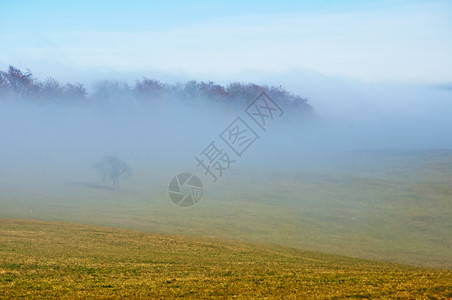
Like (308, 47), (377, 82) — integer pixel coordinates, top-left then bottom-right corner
(0, 66), (311, 112)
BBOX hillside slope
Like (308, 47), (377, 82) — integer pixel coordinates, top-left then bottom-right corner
(1, 218), (451, 299)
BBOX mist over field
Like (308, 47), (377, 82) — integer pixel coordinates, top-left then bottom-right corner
(1, 5), (452, 297)
(1, 71), (451, 271)
(1, 75), (451, 178)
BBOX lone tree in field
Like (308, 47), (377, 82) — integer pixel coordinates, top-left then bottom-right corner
(91, 155), (131, 190)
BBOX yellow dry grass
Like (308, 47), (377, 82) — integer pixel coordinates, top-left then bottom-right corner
(1, 218), (451, 299)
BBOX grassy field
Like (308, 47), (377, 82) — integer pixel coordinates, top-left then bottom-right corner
(1, 149), (451, 271)
(1, 218), (451, 299)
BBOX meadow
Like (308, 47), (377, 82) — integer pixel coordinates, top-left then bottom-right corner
(1, 218), (451, 298)
(1, 149), (451, 271)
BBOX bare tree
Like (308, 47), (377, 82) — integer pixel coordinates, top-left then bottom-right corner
(5, 65), (38, 96)
(91, 155), (131, 190)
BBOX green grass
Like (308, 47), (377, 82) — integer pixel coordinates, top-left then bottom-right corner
(1, 218), (451, 299)
(0, 149), (451, 270)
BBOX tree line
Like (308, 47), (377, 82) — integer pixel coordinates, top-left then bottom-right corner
(0, 65), (311, 111)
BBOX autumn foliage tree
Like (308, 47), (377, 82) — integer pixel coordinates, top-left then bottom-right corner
(0, 65), (86, 101)
(0, 65), (311, 112)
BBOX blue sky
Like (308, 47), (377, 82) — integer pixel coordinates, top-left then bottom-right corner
(1, 0), (451, 83)
(0, 1), (393, 32)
